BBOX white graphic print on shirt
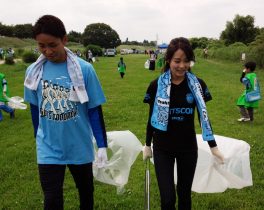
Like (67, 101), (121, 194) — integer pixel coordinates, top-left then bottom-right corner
(40, 79), (78, 121)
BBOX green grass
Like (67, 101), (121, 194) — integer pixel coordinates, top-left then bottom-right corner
(0, 55), (264, 209)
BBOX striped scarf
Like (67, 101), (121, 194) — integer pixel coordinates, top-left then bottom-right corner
(151, 70), (214, 141)
(24, 47), (88, 104)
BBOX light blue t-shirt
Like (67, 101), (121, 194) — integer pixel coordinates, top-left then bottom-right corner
(24, 58), (106, 164)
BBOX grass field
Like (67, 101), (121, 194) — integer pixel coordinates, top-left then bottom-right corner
(0, 54), (263, 210)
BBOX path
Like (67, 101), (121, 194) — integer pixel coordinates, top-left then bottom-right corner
(0, 59), (22, 64)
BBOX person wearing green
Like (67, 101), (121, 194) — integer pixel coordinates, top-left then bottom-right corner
(236, 61), (260, 122)
(0, 73), (15, 121)
(157, 56), (165, 68)
(118, 57), (126, 78)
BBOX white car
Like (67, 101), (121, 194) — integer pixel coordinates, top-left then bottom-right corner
(120, 49), (128, 55)
(105, 49), (115, 57)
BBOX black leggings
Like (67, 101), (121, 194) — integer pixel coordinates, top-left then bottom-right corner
(120, 72), (125, 78)
(38, 163), (94, 210)
(153, 149), (198, 210)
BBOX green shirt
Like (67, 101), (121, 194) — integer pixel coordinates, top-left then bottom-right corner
(0, 73), (10, 102)
(237, 72), (259, 108)
(118, 61), (126, 73)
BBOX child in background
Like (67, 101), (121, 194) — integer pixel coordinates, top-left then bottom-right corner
(237, 61), (260, 122)
(118, 57), (126, 78)
(0, 73), (15, 121)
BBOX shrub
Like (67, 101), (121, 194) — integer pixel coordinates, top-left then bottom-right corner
(200, 42), (249, 63)
(16, 48), (25, 57)
(248, 44), (264, 69)
(86, 44), (103, 57)
(247, 33), (264, 69)
(22, 51), (38, 63)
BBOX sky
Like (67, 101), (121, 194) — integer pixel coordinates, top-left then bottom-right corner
(1, 0), (264, 44)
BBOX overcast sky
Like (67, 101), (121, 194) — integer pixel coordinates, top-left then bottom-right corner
(1, 0), (264, 44)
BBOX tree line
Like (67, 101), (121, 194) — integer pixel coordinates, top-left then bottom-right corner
(1, 14), (264, 67)
(1, 14), (263, 48)
(0, 22), (156, 49)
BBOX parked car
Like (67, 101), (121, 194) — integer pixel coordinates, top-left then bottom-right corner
(120, 49), (128, 55)
(104, 49), (115, 57)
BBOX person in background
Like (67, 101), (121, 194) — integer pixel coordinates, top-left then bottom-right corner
(0, 48), (4, 59)
(149, 51), (156, 71)
(24, 15), (108, 210)
(157, 56), (165, 69)
(143, 37), (224, 210)
(237, 61), (260, 122)
(87, 50), (93, 63)
(7, 47), (15, 57)
(203, 47), (208, 59)
(117, 57), (126, 78)
(0, 73), (15, 121)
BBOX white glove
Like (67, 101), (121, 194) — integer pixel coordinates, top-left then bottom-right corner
(96, 148), (108, 168)
(143, 145), (152, 161)
(210, 146), (225, 164)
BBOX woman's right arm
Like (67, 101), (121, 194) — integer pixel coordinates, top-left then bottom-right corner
(143, 79), (158, 146)
(146, 104), (154, 146)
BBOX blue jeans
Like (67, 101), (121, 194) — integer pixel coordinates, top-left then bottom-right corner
(0, 103), (14, 121)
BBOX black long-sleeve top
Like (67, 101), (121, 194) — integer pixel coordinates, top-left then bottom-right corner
(143, 77), (217, 152)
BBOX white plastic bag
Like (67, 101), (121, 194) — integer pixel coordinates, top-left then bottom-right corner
(144, 60), (150, 69)
(150, 134), (253, 193)
(6, 96), (27, 109)
(93, 130), (143, 192)
(187, 134), (252, 193)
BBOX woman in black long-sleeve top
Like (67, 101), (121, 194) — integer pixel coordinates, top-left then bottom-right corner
(143, 37), (224, 210)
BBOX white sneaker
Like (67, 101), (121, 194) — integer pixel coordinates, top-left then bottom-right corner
(237, 118), (250, 122)
(237, 118), (245, 122)
(243, 118), (251, 122)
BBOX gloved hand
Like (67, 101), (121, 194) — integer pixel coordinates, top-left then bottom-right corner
(143, 145), (152, 161)
(210, 146), (225, 164)
(96, 148), (108, 168)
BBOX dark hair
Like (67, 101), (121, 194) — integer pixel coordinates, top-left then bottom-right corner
(32, 15), (66, 39)
(163, 37), (195, 72)
(245, 61), (256, 72)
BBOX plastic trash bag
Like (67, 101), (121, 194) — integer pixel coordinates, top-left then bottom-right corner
(149, 134), (252, 193)
(180, 134), (252, 193)
(144, 60), (150, 69)
(6, 96), (27, 109)
(93, 130), (143, 193)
